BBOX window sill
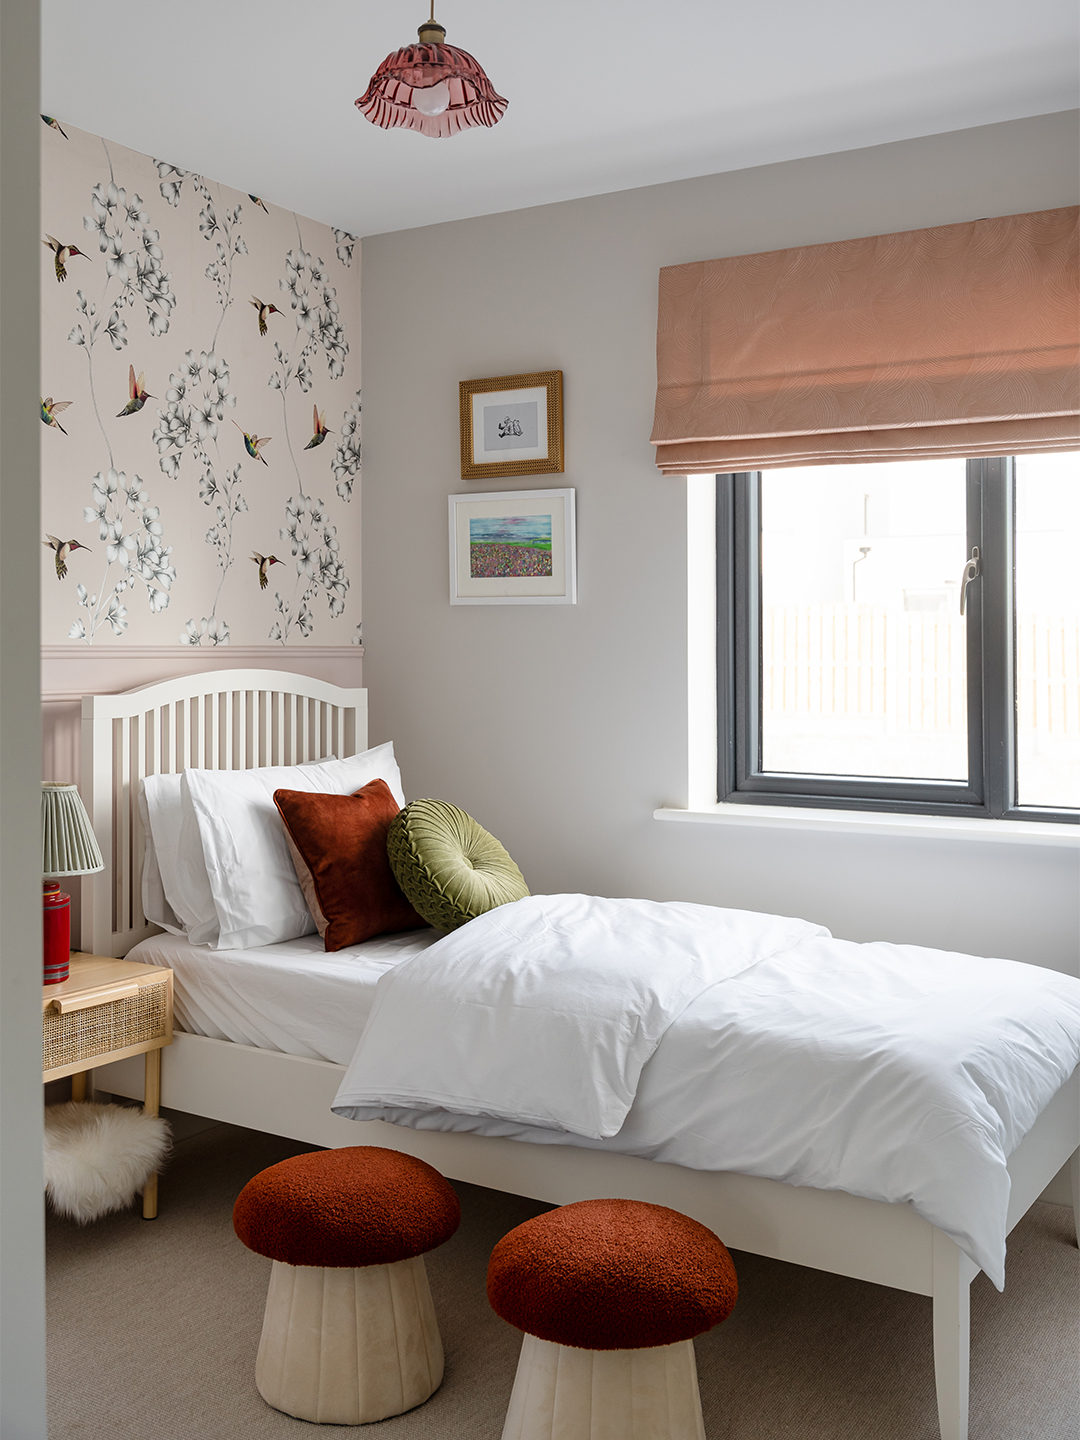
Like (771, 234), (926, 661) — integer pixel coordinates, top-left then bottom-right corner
(653, 803), (1080, 847)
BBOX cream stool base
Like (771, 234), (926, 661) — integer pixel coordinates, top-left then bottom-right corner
(501, 1332), (706, 1440)
(255, 1254), (444, 1424)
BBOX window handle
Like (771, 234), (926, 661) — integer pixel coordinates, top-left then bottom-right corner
(959, 545), (980, 616)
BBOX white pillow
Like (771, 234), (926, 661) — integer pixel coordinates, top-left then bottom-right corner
(141, 773), (208, 936)
(140, 755), (337, 945)
(183, 744), (405, 951)
(137, 784), (185, 936)
(175, 791), (223, 946)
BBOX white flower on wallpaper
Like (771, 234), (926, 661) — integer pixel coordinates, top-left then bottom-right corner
(154, 349), (237, 467)
(154, 348), (242, 642)
(333, 229), (357, 267)
(151, 161), (252, 646)
(68, 467), (176, 639)
(274, 247), (348, 382)
(155, 162), (188, 207)
(271, 491), (347, 641)
(180, 616), (230, 646)
(61, 147), (178, 642)
(167, 169), (249, 347)
(332, 392), (362, 501)
(74, 178), (175, 341)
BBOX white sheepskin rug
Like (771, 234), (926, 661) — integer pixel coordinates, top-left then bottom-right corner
(44, 1102), (171, 1223)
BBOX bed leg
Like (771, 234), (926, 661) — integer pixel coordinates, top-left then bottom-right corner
(1070, 1147), (1079, 1248)
(931, 1229), (977, 1440)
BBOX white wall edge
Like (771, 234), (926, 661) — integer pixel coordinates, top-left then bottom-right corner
(686, 476), (718, 810)
(1, 0), (47, 1425)
(654, 804), (1080, 848)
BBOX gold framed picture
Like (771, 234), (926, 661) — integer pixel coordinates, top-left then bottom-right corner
(459, 370), (563, 480)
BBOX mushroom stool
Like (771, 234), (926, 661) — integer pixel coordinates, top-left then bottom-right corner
(487, 1198), (737, 1440)
(233, 1146), (460, 1425)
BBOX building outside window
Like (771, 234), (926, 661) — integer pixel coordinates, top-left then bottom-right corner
(716, 452), (1079, 822)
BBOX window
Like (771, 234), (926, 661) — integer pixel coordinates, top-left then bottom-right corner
(716, 454), (1080, 823)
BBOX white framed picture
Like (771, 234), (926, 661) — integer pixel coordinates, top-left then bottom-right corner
(448, 489), (577, 606)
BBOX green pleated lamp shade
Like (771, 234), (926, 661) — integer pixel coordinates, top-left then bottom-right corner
(41, 782), (104, 878)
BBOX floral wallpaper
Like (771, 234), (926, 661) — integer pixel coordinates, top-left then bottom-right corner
(40, 119), (361, 647)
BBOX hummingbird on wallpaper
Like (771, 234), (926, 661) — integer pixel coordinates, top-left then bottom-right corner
(251, 552), (282, 590)
(250, 296), (281, 336)
(41, 397), (72, 434)
(41, 115), (68, 139)
(117, 365), (153, 417)
(248, 195), (269, 213)
(304, 406), (331, 450)
(43, 535), (91, 580)
(43, 235), (88, 283)
(234, 421), (270, 465)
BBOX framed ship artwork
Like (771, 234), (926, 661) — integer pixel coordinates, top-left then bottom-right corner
(448, 489), (576, 606)
(459, 371), (563, 480)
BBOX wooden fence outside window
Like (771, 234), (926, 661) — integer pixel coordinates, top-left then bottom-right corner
(762, 605), (1079, 737)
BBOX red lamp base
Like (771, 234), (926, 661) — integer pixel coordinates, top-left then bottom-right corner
(43, 881), (71, 984)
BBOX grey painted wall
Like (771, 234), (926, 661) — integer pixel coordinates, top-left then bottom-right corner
(362, 112), (1080, 977)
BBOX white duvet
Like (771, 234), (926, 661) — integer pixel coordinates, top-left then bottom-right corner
(332, 894), (1080, 1288)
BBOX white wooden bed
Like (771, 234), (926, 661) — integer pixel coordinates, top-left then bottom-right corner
(85, 669), (1080, 1440)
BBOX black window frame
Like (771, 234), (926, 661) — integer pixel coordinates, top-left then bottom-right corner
(716, 457), (1078, 824)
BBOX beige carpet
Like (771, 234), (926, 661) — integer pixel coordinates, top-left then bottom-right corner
(46, 1117), (1078, 1439)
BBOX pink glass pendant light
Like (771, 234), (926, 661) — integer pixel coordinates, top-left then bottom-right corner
(356, 4), (508, 138)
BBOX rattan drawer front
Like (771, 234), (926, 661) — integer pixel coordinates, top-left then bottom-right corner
(43, 979), (169, 1073)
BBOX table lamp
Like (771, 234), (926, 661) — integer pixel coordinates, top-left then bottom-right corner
(42, 782), (104, 984)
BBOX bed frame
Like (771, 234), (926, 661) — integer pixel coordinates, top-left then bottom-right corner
(84, 670), (1080, 1440)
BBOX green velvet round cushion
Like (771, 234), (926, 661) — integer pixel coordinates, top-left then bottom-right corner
(386, 799), (529, 932)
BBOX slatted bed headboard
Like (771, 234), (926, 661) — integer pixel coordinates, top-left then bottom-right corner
(80, 669), (368, 958)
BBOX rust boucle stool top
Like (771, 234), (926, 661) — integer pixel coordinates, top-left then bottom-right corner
(232, 1146), (460, 1268)
(486, 1198), (737, 1351)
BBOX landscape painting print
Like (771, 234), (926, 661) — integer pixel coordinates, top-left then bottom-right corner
(449, 488), (575, 605)
(469, 513), (552, 578)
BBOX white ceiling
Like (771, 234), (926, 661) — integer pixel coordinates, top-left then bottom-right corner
(42, 0), (1079, 237)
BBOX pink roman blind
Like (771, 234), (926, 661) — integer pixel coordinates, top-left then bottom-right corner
(650, 206), (1080, 474)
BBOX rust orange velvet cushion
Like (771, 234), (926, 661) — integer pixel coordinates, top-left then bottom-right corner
(233, 1146), (461, 1267)
(486, 1198), (737, 1350)
(273, 779), (426, 951)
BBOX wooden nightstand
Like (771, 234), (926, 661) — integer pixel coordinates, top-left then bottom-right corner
(43, 954), (173, 1219)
